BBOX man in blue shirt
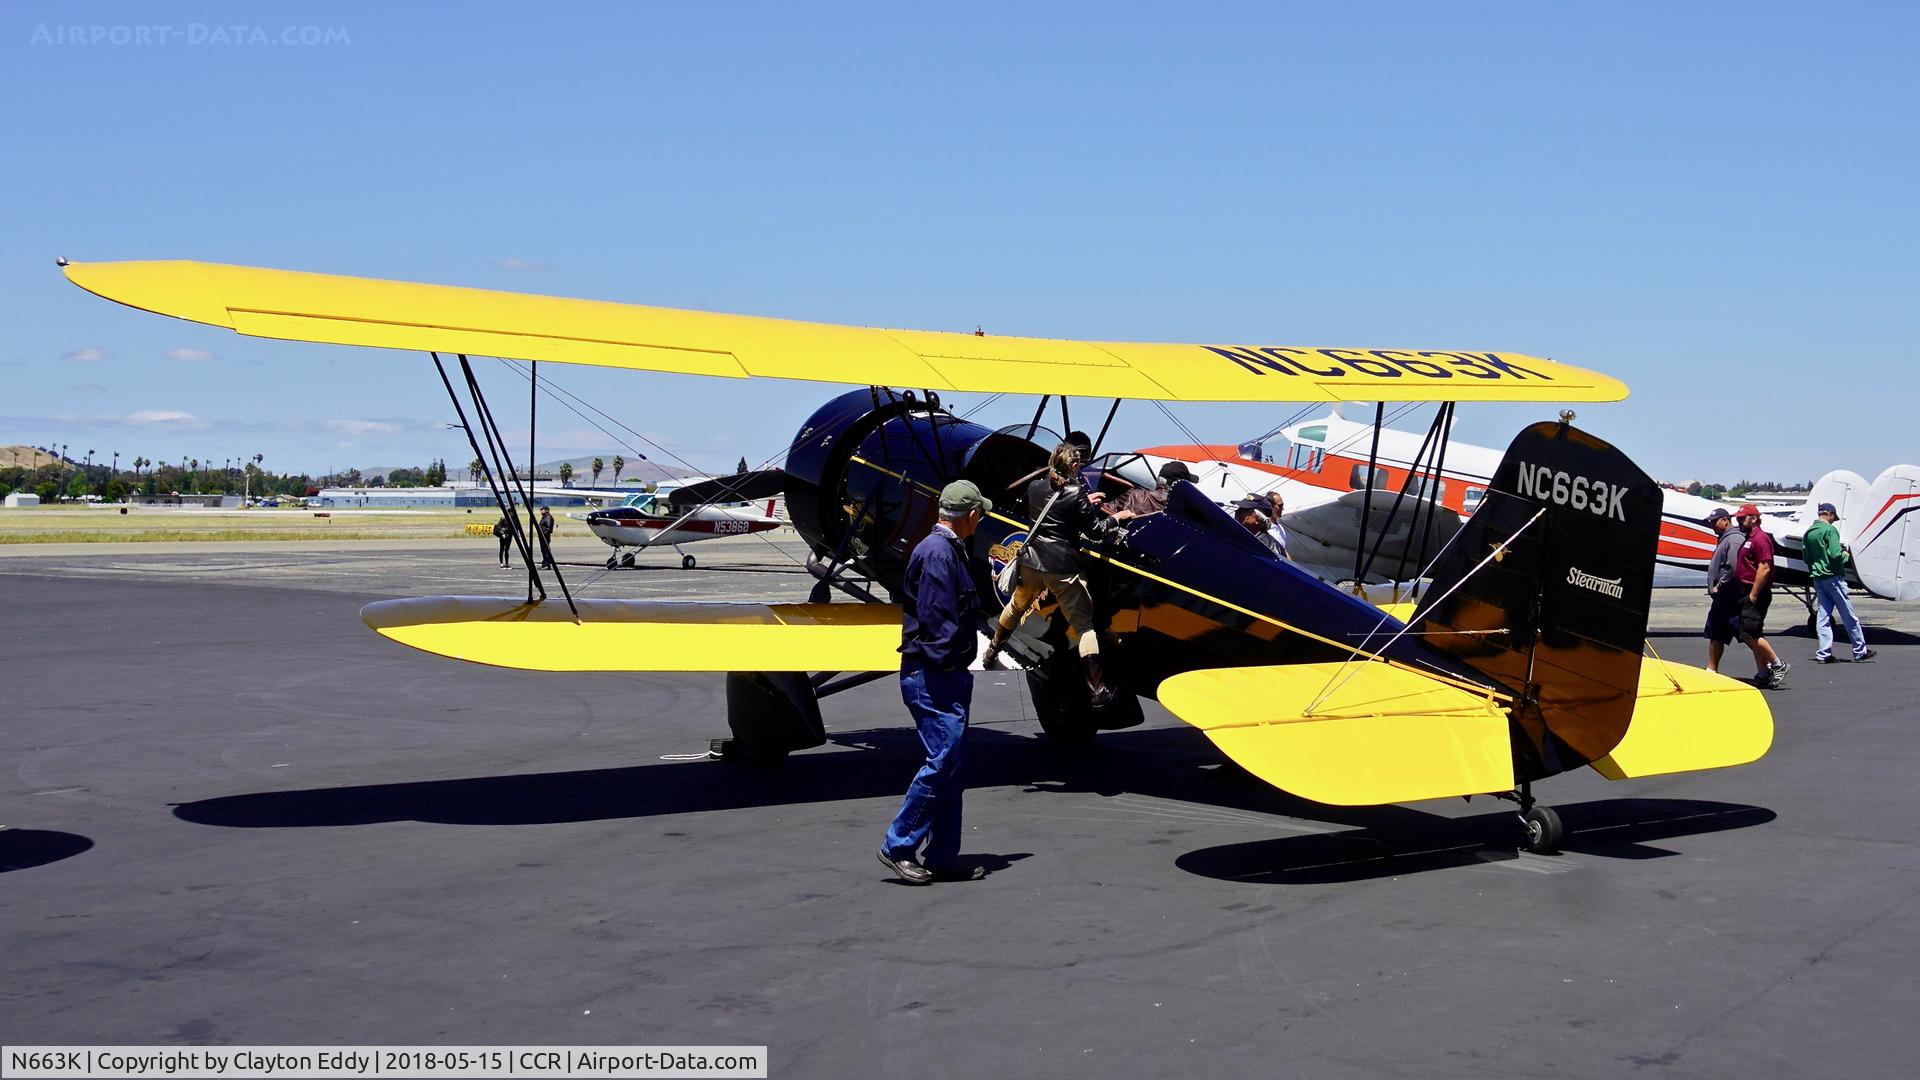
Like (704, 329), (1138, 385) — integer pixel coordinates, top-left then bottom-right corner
(879, 480), (993, 885)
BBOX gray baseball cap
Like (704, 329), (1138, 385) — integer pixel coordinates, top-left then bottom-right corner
(939, 479), (992, 514)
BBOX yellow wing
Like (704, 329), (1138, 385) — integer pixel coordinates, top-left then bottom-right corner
(360, 597), (903, 672)
(62, 259), (1627, 403)
(1158, 662), (1515, 805)
(1590, 659), (1773, 779)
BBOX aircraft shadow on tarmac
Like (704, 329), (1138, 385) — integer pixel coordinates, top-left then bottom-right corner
(0, 829), (94, 874)
(171, 726), (1775, 881)
(1174, 798), (1777, 885)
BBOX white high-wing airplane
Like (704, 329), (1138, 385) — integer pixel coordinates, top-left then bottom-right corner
(1137, 409), (1920, 606)
(572, 473), (784, 569)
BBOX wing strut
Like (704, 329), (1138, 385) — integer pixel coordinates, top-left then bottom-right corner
(1024, 395), (1051, 440)
(1353, 402), (1386, 583)
(1406, 401), (1456, 598)
(1091, 398), (1122, 456)
(1354, 401), (1453, 589)
(431, 352), (580, 619)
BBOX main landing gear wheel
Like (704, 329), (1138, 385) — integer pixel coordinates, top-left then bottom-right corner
(682, 554), (697, 569)
(620, 551), (637, 568)
(1521, 805), (1564, 854)
(1024, 650), (1143, 747)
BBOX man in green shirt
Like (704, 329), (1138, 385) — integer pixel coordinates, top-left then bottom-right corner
(1806, 502), (1874, 663)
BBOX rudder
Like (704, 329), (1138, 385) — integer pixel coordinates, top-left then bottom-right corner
(1854, 464), (1920, 600)
(1409, 420), (1663, 783)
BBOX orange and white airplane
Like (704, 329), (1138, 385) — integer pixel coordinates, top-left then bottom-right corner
(1140, 408), (1920, 603)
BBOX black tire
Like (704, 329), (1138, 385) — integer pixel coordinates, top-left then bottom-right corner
(1521, 805), (1564, 854)
(620, 551), (636, 568)
(1094, 686), (1145, 731)
(606, 555), (619, 570)
(682, 554), (697, 569)
(1025, 668), (1098, 746)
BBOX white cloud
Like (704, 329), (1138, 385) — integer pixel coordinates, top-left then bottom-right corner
(39, 409), (213, 430)
(63, 347), (108, 362)
(165, 347), (215, 363)
(69, 383), (107, 394)
(494, 256), (548, 272)
(324, 418), (404, 437)
(128, 409), (208, 428)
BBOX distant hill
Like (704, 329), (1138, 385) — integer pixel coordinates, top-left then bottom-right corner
(529, 455), (702, 484)
(1, 445), (62, 469)
(346, 454), (704, 487)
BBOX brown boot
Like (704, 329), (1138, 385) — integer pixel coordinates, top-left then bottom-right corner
(981, 624), (1011, 669)
(1082, 654), (1113, 709)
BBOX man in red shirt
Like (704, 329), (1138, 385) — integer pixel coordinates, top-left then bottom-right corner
(1732, 504), (1789, 689)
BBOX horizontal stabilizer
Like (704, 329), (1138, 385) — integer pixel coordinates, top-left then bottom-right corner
(361, 596), (902, 672)
(669, 469), (787, 509)
(1159, 662), (1513, 806)
(61, 259), (1628, 404)
(1590, 660), (1774, 780)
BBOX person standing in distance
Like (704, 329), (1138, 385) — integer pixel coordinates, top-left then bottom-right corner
(493, 513), (513, 568)
(1805, 501), (1875, 663)
(537, 506), (557, 570)
(878, 480), (993, 885)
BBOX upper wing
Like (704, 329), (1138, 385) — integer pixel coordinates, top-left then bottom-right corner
(62, 259), (1628, 404)
(361, 596), (903, 672)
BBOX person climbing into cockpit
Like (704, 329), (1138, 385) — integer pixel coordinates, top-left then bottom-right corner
(982, 442), (1119, 705)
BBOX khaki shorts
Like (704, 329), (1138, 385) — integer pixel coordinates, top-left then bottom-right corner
(1001, 565), (1097, 639)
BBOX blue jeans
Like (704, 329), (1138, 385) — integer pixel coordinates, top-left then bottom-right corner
(883, 662), (973, 868)
(1813, 577), (1868, 658)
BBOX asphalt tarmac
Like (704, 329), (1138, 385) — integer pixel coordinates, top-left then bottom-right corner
(3, 536), (1917, 1078)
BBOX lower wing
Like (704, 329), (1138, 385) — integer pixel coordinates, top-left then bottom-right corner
(361, 597), (902, 672)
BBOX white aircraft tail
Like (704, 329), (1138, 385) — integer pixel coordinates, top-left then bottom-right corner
(1800, 469), (1870, 536)
(1853, 464), (1920, 600)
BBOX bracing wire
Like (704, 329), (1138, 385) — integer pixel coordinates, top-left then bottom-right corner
(1303, 506), (1547, 717)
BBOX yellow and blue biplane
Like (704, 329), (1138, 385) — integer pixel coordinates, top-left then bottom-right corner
(61, 259), (1773, 852)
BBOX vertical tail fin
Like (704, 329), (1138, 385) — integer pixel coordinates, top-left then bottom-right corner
(1854, 464), (1920, 600)
(1410, 421), (1662, 782)
(1803, 469), (1870, 536)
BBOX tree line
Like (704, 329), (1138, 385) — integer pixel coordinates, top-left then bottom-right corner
(0, 445), (451, 503)
(1684, 479), (1817, 501)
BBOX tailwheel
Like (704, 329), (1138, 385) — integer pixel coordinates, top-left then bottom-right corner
(1520, 805), (1564, 854)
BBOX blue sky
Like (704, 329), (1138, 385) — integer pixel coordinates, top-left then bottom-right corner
(4, 2), (1914, 482)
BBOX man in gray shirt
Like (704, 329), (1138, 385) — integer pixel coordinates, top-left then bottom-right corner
(1703, 507), (1746, 674)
